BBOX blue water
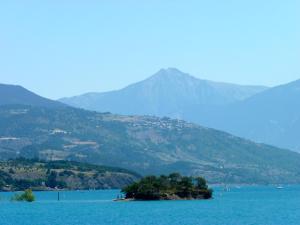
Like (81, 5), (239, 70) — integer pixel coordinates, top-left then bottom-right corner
(1, 186), (299, 225)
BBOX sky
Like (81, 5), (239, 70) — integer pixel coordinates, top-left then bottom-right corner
(0, 0), (299, 99)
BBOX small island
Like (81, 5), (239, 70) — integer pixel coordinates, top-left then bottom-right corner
(121, 173), (213, 201)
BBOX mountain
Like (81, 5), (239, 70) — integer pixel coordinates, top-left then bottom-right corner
(1, 104), (300, 184)
(199, 79), (300, 151)
(59, 70), (300, 152)
(0, 158), (140, 191)
(59, 68), (267, 118)
(0, 83), (64, 108)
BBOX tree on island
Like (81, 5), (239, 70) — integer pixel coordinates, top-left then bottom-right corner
(12, 189), (35, 202)
(122, 173), (213, 200)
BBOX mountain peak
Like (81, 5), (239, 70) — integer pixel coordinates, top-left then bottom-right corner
(60, 68), (268, 115)
(150, 68), (195, 82)
(159, 67), (183, 74)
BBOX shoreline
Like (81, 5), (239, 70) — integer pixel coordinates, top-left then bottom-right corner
(0, 183), (294, 193)
(113, 197), (212, 202)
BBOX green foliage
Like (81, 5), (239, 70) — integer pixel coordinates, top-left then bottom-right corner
(122, 173), (213, 200)
(176, 176), (194, 198)
(12, 189), (35, 202)
(2, 105), (300, 184)
(45, 171), (58, 188)
(0, 170), (13, 188)
(13, 179), (42, 190)
(78, 173), (85, 180)
(45, 171), (67, 189)
(59, 170), (75, 177)
(195, 177), (208, 189)
(0, 158), (140, 191)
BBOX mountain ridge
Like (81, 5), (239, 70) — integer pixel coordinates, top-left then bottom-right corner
(0, 83), (65, 108)
(59, 68), (268, 117)
(1, 104), (300, 184)
(59, 69), (300, 151)
(202, 78), (300, 151)
(1, 80), (300, 183)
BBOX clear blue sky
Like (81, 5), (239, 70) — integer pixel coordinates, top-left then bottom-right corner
(0, 0), (299, 99)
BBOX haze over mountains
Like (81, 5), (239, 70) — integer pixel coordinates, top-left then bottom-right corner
(206, 79), (300, 151)
(60, 68), (267, 118)
(60, 68), (300, 152)
(1, 82), (300, 183)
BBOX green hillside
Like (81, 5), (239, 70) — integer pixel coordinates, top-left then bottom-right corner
(0, 158), (140, 191)
(1, 105), (300, 184)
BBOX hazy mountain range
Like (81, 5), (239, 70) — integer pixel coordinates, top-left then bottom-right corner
(60, 68), (267, 118)
(1, 104), (300, 184)
(203, 79), (300, 151)
(1, 77), (300, 184)
(60, 68), (300, 152)
(0, 84), (64, 108)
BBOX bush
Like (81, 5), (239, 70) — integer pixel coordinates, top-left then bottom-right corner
(12, 189), (35, 202)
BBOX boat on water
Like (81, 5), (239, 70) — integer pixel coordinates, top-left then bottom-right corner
(276, 186), (284, 189)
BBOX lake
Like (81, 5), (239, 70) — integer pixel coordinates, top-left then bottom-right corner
(1, 186), (299, 225)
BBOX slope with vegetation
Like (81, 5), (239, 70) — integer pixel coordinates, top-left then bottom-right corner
(0, 158), (140, 191)
(1, 105), (300, 184)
